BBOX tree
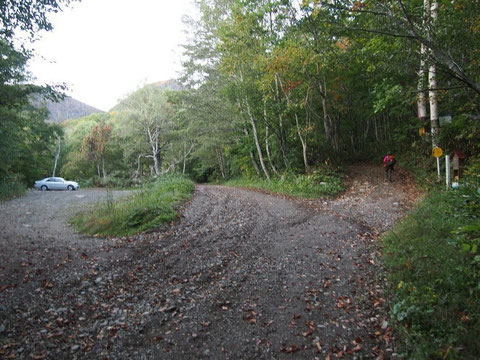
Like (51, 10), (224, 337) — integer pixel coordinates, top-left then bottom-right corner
(121, 86), (174, 177)
(0, 0), (77, 190)
(81, 123), (112, 178)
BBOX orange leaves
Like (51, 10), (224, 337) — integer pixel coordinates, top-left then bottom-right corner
(281, 344), (300, 353)
(281, 80), (304, 94)
(42, 281), (54, 289)
(336, 296), (352, 310)
(243, 311), (257, 324)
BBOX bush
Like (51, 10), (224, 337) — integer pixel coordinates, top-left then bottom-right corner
(0, 175), (27, 201)
(71, 174), (194, 237)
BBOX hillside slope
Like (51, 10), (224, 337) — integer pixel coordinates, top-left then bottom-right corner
(111, 79), (183, 112)
(32, 96), (104, 123)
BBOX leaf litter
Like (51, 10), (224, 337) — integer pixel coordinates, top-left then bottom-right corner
(0, 165), (418, 358)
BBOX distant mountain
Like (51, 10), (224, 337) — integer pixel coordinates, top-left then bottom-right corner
(150, 79), (184, 91)
(110, 79), (184, 112)
(32, 96), (104, 123)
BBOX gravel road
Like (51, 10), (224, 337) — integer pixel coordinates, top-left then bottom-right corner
(0, 165), (418, 359)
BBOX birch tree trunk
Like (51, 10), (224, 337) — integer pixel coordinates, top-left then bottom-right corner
(239, 102), (261, 176)
(417, 0), (429, 123)
(263, 100), (278, 175)
(52, 133), (61, 177)
(102, 156), (106, 179)
(318, 75), (339, 151)
(294, 112), (310, 173)
(216, 148), (226, 179)
(182, 142), (195, 175)
(239, 70), (270, 181)
(274, 74), (290, 169)
(265, 124), (279, 175)
(245, 96), (271, 181)
(428, 0), (440, 148)
(147, 127), (161, 176)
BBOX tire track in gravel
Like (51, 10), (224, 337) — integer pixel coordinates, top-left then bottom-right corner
(0, 165), (417, 359)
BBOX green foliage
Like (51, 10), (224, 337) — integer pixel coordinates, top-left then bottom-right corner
(0, 104), (61, 186)
(0, 174), (27, 201)
(225, 167), (344, 198)
(71, 175), (194, 237)
(438, 116), (480, 156)
(0, 0), (75, 190)
(382, 186), (480, 358)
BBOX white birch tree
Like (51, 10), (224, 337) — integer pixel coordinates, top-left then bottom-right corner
(123, 86), (174, 177)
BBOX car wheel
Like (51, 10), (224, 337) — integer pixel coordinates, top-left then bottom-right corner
(41, 185), (48, 191)
(67, 185), (74, 191)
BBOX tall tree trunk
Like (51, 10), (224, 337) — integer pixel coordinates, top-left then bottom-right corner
(240, 102), (261, 176)
(417, 0), (429, 123)
(274, 74), (290, 169)
(363, 117), (370, 145)
(320, 82), (339, 151)
(265, 124), (279, 175)
(102, 156), (106, 179)
(263, 100), (278, 175)
(294, 112), (310, 174)
(249, 151), (261, 176)
(239, 70), (270, 181)
(417, 42), (428, 121)
(244, 96), (271, 181)
(136, 154), (144, 178)
(314, 66), (338, 151)
(428, 0), (440, 147)
(147, 127), (161, 176)
(183, 143), (187, 175)
(52, 133), (61, 177)
(428, 0), (441, 180)
(216, 148), (226, 179)
(277, 74), (312, 172)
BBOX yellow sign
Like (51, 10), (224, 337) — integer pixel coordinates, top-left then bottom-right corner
(432, 147), (443, 158)
(419, 127), (426, 136)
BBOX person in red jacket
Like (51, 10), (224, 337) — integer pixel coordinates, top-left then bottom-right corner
(383, 152), (396, 182)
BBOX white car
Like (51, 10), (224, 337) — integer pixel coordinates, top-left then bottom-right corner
(34, 177), (80, 191)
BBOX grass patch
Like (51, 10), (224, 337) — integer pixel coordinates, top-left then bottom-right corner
(382, 184), (480, 359)
(0, 180), (27, 202)
(71, 174), (194, 237)
(225, 169), (344, 198)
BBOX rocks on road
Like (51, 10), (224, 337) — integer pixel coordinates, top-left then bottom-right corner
(0, 165), (416, 359)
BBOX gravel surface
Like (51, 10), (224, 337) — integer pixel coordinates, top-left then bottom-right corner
(0, 165), (419, 359)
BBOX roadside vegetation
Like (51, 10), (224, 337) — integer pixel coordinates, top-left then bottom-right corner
(71, 175), (194, 237)
(382, 175), (480, 358)
(0, 176), (27, 201)
(225, 169), (344, 198)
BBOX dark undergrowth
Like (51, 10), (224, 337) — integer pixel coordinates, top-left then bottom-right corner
(0, 179), (26, 202)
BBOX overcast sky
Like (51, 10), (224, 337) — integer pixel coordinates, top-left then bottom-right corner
(27, 0), (195, 111)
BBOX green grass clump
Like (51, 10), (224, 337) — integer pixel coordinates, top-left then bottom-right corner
(0, 180), (26, 202)
(71, 174), (194, 237)
(225, 169), (344, 198)
(382, 185), (480, 359)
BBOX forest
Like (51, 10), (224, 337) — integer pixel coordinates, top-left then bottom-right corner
(1, 0), (479, 358)
(2, 1), (480, 190)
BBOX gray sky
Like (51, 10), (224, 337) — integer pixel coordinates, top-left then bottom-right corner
(28, 0), (195, 111)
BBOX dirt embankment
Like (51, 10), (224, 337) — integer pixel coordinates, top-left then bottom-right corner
(0, 165), (418, 359)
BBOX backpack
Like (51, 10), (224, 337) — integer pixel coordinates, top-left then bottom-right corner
(387, 154), (396, 166)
